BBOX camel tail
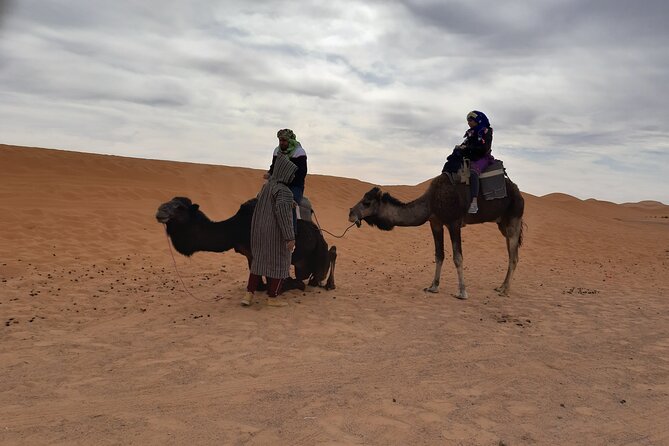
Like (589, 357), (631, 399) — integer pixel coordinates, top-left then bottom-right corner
(519, 219), (526, 248)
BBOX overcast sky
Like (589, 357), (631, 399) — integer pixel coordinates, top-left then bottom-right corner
(1, 0), (667, 203)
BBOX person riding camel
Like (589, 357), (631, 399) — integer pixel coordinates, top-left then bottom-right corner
(264, 128), (307, 233)
(442, 110), (495, 214)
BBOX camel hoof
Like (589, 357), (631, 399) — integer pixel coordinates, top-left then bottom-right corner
(495, 286), (509, 296)
(424, 286), (439, 294)
(454, 293), (468, 300)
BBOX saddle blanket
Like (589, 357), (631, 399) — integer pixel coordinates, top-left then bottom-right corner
(479, 160), (507, 200)
(444, 160), (507, 200)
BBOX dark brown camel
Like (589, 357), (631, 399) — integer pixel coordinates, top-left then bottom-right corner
(348, 174), (524, 299)
(156, 197), (336, 290)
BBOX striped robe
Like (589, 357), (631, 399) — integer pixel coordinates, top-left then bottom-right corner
(250, 154), (297, 279)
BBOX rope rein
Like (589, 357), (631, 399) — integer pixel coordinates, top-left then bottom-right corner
(311, 209), (357, 239)
(164, 227), (214, 303)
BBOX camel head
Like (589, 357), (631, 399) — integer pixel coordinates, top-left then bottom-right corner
(155, 196), (200, 224)
(349, 187), (385, 229)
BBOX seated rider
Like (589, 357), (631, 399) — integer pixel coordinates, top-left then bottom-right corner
(442, 111), (495, 214)
(264, 129), (307, 232)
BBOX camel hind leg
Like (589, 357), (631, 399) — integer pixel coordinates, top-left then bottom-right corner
(309, 246), (336, 289)
(496, 217), (523, 295)
(424, 217), (445, 293)
(324, 246), (336, 290)
(447, 222), (467, 300)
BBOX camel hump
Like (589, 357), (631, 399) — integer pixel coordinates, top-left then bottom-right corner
(298, 196), (313, 222)
(239, 198), (257, 216)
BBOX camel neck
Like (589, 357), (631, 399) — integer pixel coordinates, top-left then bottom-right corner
(378, 192), (431, 227)
(169, 215), (239, 255)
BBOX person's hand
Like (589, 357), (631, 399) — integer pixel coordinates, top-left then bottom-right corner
(263, 172), (270, 180)
(286, 240), (295, 252)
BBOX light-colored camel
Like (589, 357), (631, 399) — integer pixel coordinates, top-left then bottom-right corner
(348, 174), (524, 299)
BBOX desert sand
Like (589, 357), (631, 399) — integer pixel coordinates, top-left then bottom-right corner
(1, 143), (668, 445)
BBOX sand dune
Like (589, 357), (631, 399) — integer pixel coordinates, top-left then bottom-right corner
(1, 144), (668, 445)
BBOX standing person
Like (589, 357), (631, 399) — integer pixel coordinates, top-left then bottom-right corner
(264, 128), (307, 232)
(242, 154), (297, 307)
(442, 111), (494, 214)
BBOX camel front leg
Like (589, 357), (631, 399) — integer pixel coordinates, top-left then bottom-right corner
(496, 218), (522, 295)
(425, 218), (444, 293)
(447, 223), (467, 299)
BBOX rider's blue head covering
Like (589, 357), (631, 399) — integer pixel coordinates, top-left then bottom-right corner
(465, 110), (491, 139)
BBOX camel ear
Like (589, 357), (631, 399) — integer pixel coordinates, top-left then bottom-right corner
(190, 204), (199, 212)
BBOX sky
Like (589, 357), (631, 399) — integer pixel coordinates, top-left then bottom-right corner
(1, 0), (668, 204)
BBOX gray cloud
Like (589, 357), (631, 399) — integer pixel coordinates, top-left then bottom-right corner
(0, 0), (13, 31)
(0, 0), (667, 203)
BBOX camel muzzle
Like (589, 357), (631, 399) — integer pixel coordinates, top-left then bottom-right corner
(155, 211), (170, 223)
(348, 209), (362, 227)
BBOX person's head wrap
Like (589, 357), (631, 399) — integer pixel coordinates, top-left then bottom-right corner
(277, 128), (299, 156)
(271, 153), (297, 185)
(465, 110), (491, 139)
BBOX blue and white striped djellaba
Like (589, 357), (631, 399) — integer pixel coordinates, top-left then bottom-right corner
(250, 154), (297, 279)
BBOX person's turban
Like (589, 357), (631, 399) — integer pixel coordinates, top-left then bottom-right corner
(277, 129), (296, 140)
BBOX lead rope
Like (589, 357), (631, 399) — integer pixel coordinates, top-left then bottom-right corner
(164, 227), (214, 303)
(311, 210), (357, 239)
